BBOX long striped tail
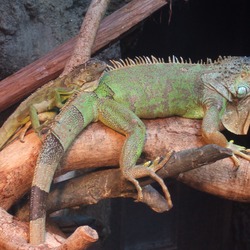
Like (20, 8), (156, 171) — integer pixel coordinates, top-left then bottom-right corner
(29, 92), (98, 245)
(29, 133), (64, 245)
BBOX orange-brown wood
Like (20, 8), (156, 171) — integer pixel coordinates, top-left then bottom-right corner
(0, 117), (249, 211)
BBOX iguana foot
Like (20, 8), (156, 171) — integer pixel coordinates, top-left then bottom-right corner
(227, 140), (250, 166)
(123, 152), (173, 209)
(19, 121), (32, 142)
(6, 121), (32, 144)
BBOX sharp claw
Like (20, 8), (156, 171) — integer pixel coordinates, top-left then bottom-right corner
(230, 155), (240, 168)
(143, 161), (151, 167)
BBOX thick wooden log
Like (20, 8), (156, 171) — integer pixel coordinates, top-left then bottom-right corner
(0, 207), (98, 250)
(0, 0), (168, 112)
(0, 117), (249, 210)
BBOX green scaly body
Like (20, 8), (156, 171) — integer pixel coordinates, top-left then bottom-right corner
(30, 56), (250, 245)
(0, 59), (107, 150)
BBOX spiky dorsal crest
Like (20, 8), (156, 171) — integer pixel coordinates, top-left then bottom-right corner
(107, 55), (222, 71)
(107, 56), (165, 71)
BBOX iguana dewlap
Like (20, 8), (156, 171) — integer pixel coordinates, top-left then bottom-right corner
(30, 56), (250, 245)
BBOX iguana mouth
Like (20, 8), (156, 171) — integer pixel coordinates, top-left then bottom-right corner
(222, 96), (250, 135)
(243, 111), (250, 134)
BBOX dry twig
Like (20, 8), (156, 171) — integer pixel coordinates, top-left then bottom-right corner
(61, 0), (110, 76)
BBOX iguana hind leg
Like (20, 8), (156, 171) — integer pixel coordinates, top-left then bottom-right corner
(97, 98), (172, 207)
(126, 154), (173, 208)
(14, 111), (57, 143)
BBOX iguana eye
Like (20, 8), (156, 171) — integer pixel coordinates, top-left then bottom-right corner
(237, 86), (248, 98)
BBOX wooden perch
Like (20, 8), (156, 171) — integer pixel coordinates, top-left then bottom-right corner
(0, 117), (249, 211)
(0, 0), (168, 112)
(16, 143), (231, 223)
(0, 117), (240, 250)
(45, 144), (231, 214)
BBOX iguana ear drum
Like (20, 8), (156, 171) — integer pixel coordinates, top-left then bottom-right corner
(222, 97), (250, 135)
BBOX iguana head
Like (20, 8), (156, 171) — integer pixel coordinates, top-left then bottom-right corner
(64, 58), (107, 90)
(220, 56), (250, 99)
(221, 57), (250, 134)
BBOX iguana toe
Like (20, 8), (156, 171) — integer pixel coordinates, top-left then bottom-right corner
(123, 152), (173, 208)
(227, 140), (250, 166)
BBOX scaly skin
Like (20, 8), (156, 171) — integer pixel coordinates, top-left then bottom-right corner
(30, 56), (250, 245)
(0, 58), (107, 150)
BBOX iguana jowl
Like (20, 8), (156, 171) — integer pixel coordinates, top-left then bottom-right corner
(0, 58), (107, 149)
(30, 56), (250, 245)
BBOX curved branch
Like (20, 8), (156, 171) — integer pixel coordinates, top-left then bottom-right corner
(0, 117), (249, 212)
(45, 144), (231, 214)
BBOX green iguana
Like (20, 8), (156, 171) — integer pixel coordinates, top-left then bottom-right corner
(30, 56), (250, 245)
(0, 59), (107, 149)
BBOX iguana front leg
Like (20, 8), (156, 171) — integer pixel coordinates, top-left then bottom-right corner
(22, 111), (57, 140)
(29, 88), (73, 132)
(202, 105), (250, 166)
(17, 88), (74, 142)
(97, 98), (173, 208)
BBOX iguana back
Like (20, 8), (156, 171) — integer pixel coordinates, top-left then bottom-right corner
(96, 57), (210, 119)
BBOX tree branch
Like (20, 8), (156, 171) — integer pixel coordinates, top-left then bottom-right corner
(61, 0), (110, 76)
(45, 144), (231, 214)
(1, 117), (249, 212)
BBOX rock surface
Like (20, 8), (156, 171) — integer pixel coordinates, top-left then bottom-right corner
(0, 0), (126, 80)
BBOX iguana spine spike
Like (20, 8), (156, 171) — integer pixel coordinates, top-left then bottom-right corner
(151, 56), (159, 63)
(173, 56), (179, 63)
(128, 58), (136, 65)
(135, 56), (143, 64)
(119, 59), (127, 67)
(110, 60), (121, 68)
(106, 65), (115, 70)
(108, 56), (165, 71)
(145, 56), (152, 64)
(207, 58), (212, 64)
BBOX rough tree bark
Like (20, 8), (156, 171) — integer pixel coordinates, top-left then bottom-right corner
(61, 0), (111, 75)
